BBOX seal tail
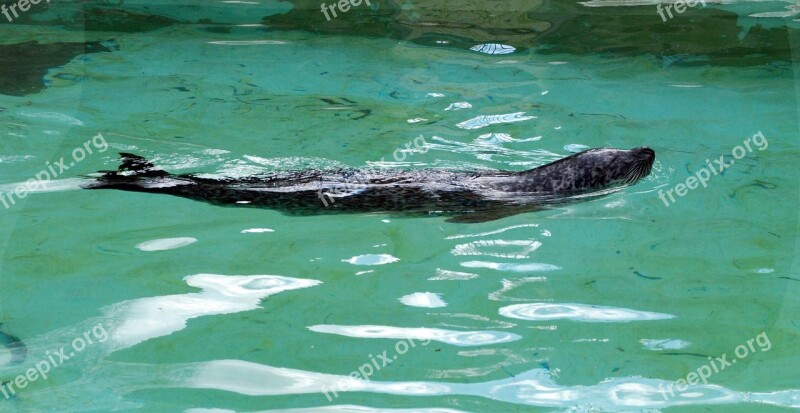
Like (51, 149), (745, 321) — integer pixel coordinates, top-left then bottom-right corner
(113, 152), (169, 178)
(110, 153), (169, 178)
(85, 153), (170, 189)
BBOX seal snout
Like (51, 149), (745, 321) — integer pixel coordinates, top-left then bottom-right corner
(634, 146), (655, 161)
(631, 146), (656, 170)
(615, 146), (655, 185)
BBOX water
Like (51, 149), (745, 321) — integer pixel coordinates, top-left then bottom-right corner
(0, 1), (798, 412)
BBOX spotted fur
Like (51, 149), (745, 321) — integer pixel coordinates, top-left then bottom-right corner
(86, 148), (654, 222)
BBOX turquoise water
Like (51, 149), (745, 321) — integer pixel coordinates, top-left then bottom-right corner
(0, 1), (799, 412)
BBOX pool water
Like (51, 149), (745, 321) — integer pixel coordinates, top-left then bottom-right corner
(0, 1), (798, 412)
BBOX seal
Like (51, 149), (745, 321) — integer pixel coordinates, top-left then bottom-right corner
(86, 147), (654, 222)
(0, 324), (26, 366)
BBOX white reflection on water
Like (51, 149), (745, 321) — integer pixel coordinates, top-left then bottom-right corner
(240, 228), (275, 233)
(173, 359), (800, 411)
(461, 261), (560, 272)
(342, 254), (400, 266)
(208, 40), (289, 45)
(186, 359), (451, 397)
(307, 325), (520, 346)
(455, 112), (535, 130)
(12, 357), (800, 412)
(0, 177), (86, 194)
(428, 268), (479, 281)
(488, 277), (547, 302)
(640, 338), (691, 351)
(469, 43), (516, 55)
(187, 406), (470, 413)
(107, 274), (321, 350)
(499, 303), (674, 322)
(445, 223), (543, 240)
(451, 240), (542, 259)
(399, 292), (447, 308)
(135, 237), (197, 251)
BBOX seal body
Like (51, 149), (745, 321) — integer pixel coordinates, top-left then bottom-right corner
(86, 147), (654, 222)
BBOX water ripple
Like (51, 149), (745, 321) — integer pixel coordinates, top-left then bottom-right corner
(342, 254), (400, 266)
(469, 43), (516, 55)
(428, 268), (479, 281)
(444, 102), (472, 111)
(461, 261), (560, 272)
(455, 112), (536, 130)
(451, 240), (542, 259)
(0, 177), (86, 194)
(475, 133), (541, 144)
(187, 406), (471, 413)
(135, 237), (197, 251)
(178, 360), (800, 411)
(208, 40), (289, 45)
(499, 303), (675, 322)
(640, 338), (691, 351)
(488, 277), (547, 302)
(446, 224), (543, 240)
(17, 110), (84, 126)
(307, 325), (520, 346)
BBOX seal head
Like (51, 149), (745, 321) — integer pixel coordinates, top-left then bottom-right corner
(504, 146), (655, 198)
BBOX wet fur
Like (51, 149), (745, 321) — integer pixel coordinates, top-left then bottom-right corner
(86, 147), (655, 222)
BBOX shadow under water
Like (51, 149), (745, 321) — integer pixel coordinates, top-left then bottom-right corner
(262, 0), (798, 66)
(0, 40), (113, 96)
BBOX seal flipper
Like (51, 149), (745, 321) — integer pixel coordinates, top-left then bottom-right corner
(85, 153), (170, 190)
(110, 153), (169, 178)
(0, 324), (27, 366)
(90, 153), (169, 181)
